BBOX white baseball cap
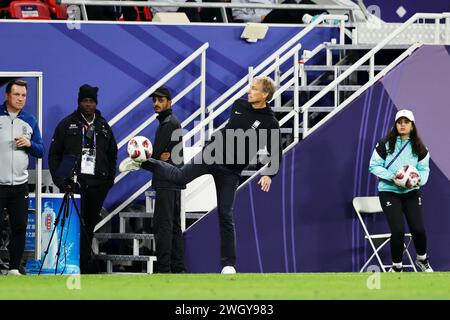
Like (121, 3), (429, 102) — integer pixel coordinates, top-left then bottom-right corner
(395, 109), (415, 122)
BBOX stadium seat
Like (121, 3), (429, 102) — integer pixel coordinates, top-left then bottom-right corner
(45, 0), (68, 19)
(353, 196), (417, 272)
(9, 0), (51, 20)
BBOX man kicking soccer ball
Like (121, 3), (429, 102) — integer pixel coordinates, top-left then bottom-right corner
(119, 76), (282, 274)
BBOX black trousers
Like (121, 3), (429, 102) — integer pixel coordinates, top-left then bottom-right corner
(152, 189), (184, 273)
(143, 159), (240, 267)
(0, 183), (29, 270)
(379, 190), (427, 264)
(79, 182), (110, 274)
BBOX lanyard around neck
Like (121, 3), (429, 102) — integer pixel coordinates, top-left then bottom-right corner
(81, 122), (96, 148)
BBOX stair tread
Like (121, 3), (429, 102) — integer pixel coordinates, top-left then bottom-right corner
(273, 106), (335, 112)
(324, 44), (410, 50)
(94, 254), (156, 262)
(94, 233), (155, 240)
(293, 85), (361, 91)
(120, 211), (153, 218)
(186, 212), (206, 219)
(303, 65), (387, 71)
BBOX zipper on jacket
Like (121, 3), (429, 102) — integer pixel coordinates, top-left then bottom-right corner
(11, 118), (14, 186)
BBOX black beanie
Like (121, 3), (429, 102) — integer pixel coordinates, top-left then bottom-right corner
(78, 84), (98, 104)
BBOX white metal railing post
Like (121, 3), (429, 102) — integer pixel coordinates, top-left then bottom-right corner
(300, 51), (307, 87)
(445, 14), (450, 44)
(248, 66), (254, 83)
(293, 50), (299, 143)
(220, 6), (228, 23)
(81, 1), (88, 20)
(36, 73), (43, 261)
(339, 19), (346, 44)
(274, 56), (282, 108)
(326, 47), (332, 66)
(446, 16), (450, 44)
(334, 67), (338, 108)
(369, 55), (375, 80)
(200, 50), (206, 146)
(302, 103), (309, 137)
(434, 18), (440, 44)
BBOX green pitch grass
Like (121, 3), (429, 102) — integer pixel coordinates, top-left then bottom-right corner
(0, 273), (449, 300)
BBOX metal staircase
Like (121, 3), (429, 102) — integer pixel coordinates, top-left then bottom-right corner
(275, 42), (412, 139)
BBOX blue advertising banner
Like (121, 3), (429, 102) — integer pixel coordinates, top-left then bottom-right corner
(26, 193), (80, 275)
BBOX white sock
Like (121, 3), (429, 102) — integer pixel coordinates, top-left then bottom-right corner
(392, 262), (403, 268)
(417, 253), (427, 261)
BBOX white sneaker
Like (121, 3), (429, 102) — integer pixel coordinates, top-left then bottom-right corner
(119, 157), (141, 173)
(7, 269), (22, 276)
(416, 258), (434, 272)
(221, 266), (236, 274)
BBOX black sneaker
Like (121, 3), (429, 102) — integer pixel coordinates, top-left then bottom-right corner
(416, 258), (433, 272)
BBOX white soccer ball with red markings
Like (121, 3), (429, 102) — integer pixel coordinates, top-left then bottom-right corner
(395, 165), (420, 189)
(127, 136), (153, 163)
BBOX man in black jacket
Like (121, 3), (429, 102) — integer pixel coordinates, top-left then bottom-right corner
(48, 84), (117, 274)
(119, 76), (281, 274)
(148, 87), (185, 273)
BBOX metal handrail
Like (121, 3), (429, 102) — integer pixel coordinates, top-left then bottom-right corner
(61, 1), (355, 10)
(182, 43), (301, 147)
(95, 44), (208, 231)
(304, 42), (421, 139)
(300, 12), (450, 136)
(206, 14), (348, 114)
(109, 42), (208, 127)
(59, 0), (356, 21)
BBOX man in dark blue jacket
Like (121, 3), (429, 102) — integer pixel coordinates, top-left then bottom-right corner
(48, 84), (117, 274)
(0, 79), (44, 275)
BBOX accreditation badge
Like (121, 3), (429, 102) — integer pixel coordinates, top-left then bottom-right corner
(81, 148), (96, 175)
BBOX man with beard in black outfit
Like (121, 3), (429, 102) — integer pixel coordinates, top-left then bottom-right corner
(146, 87), (185, 273)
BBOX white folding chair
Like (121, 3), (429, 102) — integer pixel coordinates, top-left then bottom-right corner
(353, 196), (417, 272)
